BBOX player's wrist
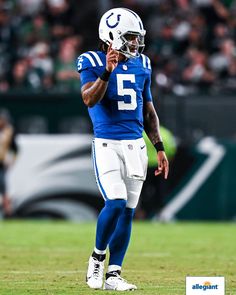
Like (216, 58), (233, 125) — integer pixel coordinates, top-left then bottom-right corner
(105, 66), (112, 72)
(154, 141), (165, 152)
(100, 69), (111, 81)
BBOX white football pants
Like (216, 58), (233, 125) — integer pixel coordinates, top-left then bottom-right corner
(92, 137), (148, 209)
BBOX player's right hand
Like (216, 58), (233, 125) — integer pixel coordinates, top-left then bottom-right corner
(106, 43), (119, 72)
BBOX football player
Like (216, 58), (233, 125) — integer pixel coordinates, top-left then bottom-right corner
(77, 8), (169, 291)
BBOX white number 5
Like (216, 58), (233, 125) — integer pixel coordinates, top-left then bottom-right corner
(117, 74), (137, 110)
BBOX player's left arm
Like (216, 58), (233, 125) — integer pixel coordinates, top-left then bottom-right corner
(143, 101), (169, 179)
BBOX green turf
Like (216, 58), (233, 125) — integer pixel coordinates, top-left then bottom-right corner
(0, 221), (235, 294)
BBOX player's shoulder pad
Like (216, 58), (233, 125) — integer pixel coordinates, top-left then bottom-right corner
(77, 51), (105, 73)
(140, 54), (152, 71)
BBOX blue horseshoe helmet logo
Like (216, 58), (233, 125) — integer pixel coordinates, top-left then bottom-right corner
(106, 12), (121, 28)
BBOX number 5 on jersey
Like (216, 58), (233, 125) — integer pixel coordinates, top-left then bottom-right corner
(117, 74), (137, 110)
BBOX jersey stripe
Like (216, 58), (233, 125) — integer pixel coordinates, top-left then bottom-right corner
(89, 51), (103, 66)
(80, 53), (96, 67)
(92, 141), (107, 200)
(141, 54), (151, 69)
(141, 54), (146, 68)
(146, 56), (151, 69)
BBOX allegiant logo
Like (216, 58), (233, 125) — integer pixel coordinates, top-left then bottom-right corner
(192, 281), (218, 291)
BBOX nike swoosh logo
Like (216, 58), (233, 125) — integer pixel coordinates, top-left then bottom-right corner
(141, 145), (146, 149)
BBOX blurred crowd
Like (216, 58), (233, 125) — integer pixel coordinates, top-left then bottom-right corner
(117, 0), (236, 95)
(0, 0), (236, 95)
(0, 0), (98, 93)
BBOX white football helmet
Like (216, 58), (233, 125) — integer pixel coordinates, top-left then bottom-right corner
(99, 8), (146, 58)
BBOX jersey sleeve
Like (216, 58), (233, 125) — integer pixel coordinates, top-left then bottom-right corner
(76, 51), (104, 86)
(143, 73), (153, 102)
(79, 68), (97, 86)
(140, 54), (153, 102)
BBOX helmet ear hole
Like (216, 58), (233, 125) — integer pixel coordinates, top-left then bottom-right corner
(109, 32), (114, 40)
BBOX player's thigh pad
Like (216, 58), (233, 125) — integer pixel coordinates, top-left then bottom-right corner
(92, 140), (127, 200)
(125, 139), (148, 208)
(125, 178), (144, 209)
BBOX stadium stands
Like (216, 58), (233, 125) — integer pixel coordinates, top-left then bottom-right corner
(0, 0), (235, 95)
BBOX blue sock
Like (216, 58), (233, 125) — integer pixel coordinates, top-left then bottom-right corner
(108, 207), (135, 267)
(95, 199), (126, 251)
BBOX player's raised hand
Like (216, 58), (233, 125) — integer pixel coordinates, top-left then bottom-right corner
(106, 43), (119, 72)
(155, 151), (169, 179)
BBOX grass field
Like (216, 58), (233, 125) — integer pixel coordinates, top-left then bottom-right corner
(0, 221), (235, 295)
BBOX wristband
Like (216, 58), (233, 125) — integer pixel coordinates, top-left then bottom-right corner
(154, 141), (165, 152)
(100, 69), (111, 81)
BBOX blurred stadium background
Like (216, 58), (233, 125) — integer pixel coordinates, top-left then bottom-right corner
(1, 0), (236, 221)
(1, 1), (236, 294)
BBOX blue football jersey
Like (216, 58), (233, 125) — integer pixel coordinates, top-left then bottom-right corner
(77, 51), (153, 140)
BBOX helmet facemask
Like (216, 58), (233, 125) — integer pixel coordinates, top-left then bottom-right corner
(119, 32), (145, 58)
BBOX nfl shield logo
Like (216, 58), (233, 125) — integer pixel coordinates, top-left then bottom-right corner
(128, 144), (133, 150)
